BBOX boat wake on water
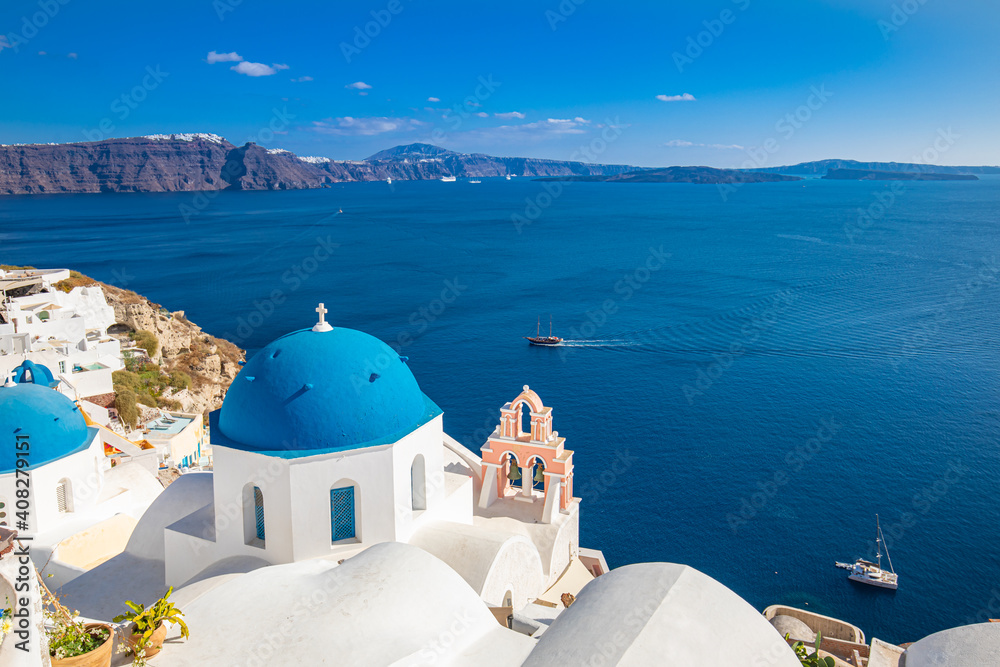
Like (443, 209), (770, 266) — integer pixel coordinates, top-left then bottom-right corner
(557, 339), (639, 348)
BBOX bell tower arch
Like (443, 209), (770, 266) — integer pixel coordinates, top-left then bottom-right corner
(478, 386), (574, 523)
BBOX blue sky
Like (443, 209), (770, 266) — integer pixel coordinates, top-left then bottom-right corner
(1, 0), (997, 167)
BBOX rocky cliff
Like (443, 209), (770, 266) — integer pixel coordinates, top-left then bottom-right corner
(0, 136), (636, 195)
(77, 276), (245, 415)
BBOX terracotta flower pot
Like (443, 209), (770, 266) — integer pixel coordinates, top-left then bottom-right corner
(50, 623), (113, 667)
(127, 621), (167, 659)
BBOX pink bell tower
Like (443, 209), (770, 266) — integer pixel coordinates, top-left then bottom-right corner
(478, 386), (574, 523)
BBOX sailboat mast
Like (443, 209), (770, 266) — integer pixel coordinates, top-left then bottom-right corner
(875, 514), (883, 569)
(537, 316), (540, 337)
(549, 316), (553, 337)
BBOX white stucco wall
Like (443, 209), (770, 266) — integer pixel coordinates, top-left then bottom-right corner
(0, 430), (107, 535)
(171, 416), (477, 579)
(411, 522), (546, 609)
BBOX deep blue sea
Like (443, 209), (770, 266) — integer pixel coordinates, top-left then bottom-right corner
(3, 176), (999, 643)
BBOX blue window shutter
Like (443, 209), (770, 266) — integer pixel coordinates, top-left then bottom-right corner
(331, 487), (355, 541)
(254, 486), (265, 541)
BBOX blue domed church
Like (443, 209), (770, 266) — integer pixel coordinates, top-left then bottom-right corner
(161, 306), (582, 606)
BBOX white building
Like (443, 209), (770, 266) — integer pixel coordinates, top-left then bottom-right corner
(0, 267), (122, 401)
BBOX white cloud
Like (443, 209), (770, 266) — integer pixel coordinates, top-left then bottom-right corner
(427, 97), (440, 102)
(656, 93), (697, 102)
(665, 139), (743, 150)
(38, 50), (46, 56)
(231, 61), (278, 77)
(273, 63), (290, 70)
(67, 52), (78, 59)
(494, 111), (526, 120)
(207, 50), (243, 64)
(0, 36), (11, 52)
(464, 117), (593, 142)
(291, 76), (313, 82)
(311, 116), (424, 136)
(346, 81), (373, 90)
(477, 112), (489, 118)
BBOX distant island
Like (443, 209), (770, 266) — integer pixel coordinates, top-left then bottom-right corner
(536, 166), (801, 184)
(0, 136), (636, 196)
(750, 158), (1000, 176)
(822, 168), (979, 181)
(1, 135), (995, 196)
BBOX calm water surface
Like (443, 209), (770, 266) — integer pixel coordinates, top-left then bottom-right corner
(2, 176), (999, 643)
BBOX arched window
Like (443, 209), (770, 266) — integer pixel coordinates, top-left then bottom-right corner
(331, 484), (357, 543)
(243, 483), (265, 547)
(253, 487), (265, 541)
(56, 479), (73, 513)
(520, 403), (532, 438)
(410, 455), (427, 511)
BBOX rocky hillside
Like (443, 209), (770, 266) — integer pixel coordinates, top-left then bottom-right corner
(0, 135), (636, 195)
(59, 272), (245, 415)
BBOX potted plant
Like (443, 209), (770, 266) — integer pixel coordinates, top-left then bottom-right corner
(47, 616), (113, 667)
(40, 578), (113, 667)
(113, 586), (189, 665)
(787, 631), (836, 667)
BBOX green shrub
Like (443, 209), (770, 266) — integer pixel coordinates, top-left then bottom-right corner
(114, 389), (139, 429)
(131, 330), (159, 358)
(134, 388), (158, 407)
(123, 352), (146, 373)
(112, 370), (141, 391)
(168, 371), (191, 390)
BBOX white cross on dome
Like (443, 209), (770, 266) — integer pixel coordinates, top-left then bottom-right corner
(313, 303), (333, 332)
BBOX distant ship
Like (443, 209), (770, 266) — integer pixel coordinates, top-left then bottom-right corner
(440, 176), (457, 182)
(386, 177), (392, 184)
(836, 515), (898, 590)
(525, 316), (563, 346)
(469, 180), (482, 184)
(506, 175), (512, 181)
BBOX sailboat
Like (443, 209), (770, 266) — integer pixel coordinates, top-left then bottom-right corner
(386, 177), (392, 185)
(524, 316), (563, 346)
(835, 515), (898, 590)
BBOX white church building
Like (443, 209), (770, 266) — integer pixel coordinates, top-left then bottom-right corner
(145, 305), (582, 610)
